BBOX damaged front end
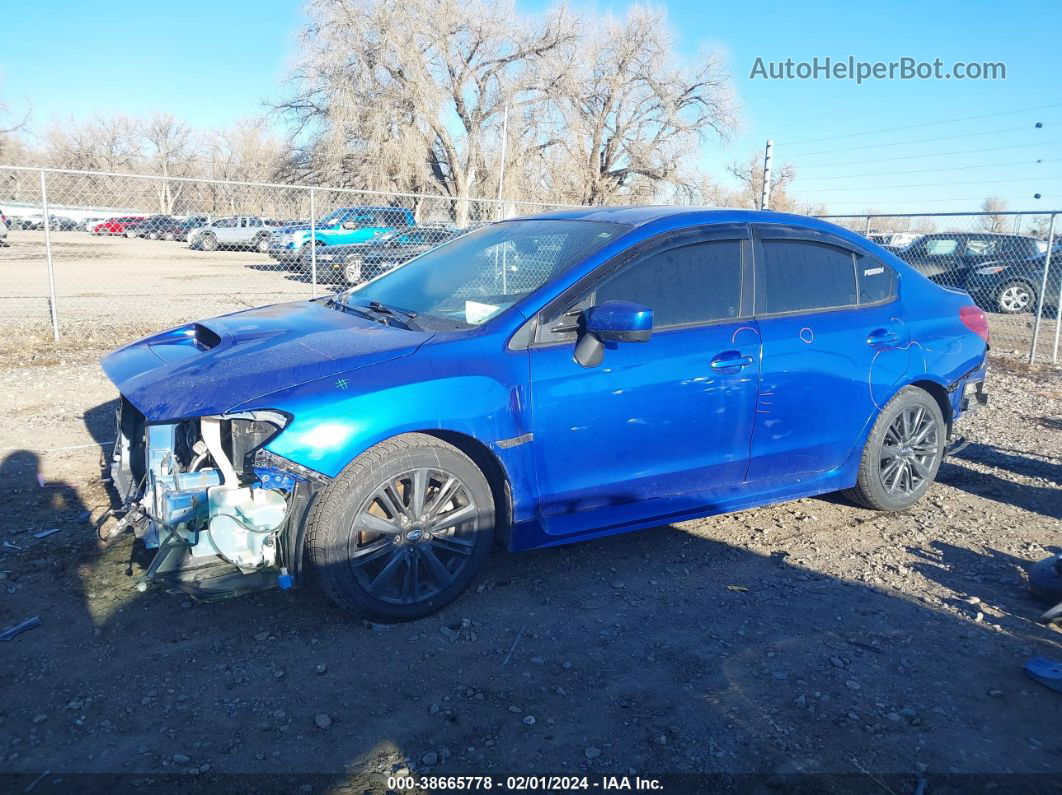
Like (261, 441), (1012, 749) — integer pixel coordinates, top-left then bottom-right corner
(109, 396), (321, 598)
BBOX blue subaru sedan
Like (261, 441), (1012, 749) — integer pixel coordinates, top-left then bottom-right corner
(102, 207), (989, 620)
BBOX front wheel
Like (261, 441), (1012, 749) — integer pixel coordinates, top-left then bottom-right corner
(844, 386), (945, 511)
(198, 233), (218, 252)
(253, 233), (270, 253)
(996, 281), (1035, 314)
(306, 433), (495, 621)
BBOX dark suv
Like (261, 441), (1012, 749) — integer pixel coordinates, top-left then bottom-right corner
(896, 233), (1043, 292)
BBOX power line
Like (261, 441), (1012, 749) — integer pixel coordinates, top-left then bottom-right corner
(820, 193), (1060, 207)
(786, 123), (1050, 157)
(792, 139), (1062, 170)
(777, 102), (1062, 146)
(798, 175), (1062, 194)
(793, 157), (1062, 182)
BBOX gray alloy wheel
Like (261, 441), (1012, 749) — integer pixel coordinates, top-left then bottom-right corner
(996, 281), (1034, 314)
(254, 234), (270, 253)
(347, 468), (479, 606)
(199, 232), (218, 251)
(306, 433), (495, 621)
(844, 386), (945, 511)
(877, 405), (940, 498)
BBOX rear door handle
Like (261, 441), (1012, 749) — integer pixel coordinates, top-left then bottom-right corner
(866, 329), (900, 346)
(710, 352), (754, 370)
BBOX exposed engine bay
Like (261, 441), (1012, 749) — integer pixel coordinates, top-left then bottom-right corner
(108, 397), (317, 598)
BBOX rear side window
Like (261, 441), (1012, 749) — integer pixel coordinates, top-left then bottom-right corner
(761, 240), (857, 314)
(594, 240), (742, 328)
(925, 238), (959, 255)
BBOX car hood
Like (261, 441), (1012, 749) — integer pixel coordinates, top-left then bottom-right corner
(101, 300), (433, 422)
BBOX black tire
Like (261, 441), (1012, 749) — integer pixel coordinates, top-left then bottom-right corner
(844, 386), (945, 511)
(306, 433), (495, 621)
(253, 233), (270, 253)
(199, 233), (218, 252)
(995, 281), (1035, 315)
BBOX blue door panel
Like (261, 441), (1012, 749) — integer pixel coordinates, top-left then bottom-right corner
(529, 321), (761, 536)
(747, 307), (909, 481)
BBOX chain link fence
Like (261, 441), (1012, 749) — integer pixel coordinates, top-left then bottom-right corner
(820, 212), (1061, 363)
(0, 165), (570, 345)
(1, 165), (1060, 363)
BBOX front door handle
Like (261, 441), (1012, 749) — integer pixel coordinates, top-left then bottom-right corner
(711, 352), (754, 370)
(866, 329), (900, 346)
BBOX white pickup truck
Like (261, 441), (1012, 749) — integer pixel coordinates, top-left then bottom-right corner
(187, 216), (273, 253)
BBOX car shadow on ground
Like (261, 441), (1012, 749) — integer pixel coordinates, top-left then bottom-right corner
(937, 444), (1062, 520)
(1, 417), (1061, 788)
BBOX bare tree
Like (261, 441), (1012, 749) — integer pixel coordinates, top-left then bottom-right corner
(279, 0), (574, 222)
(980, 196), (1009, 233)
(548, 7), (737, 205)
(142, 113), (196, 213)
(725, 153), (803, 211)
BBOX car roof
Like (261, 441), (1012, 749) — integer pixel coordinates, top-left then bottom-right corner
(517, 205), (875, 236)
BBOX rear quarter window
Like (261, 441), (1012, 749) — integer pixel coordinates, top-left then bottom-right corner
(857, 258), (897, 304)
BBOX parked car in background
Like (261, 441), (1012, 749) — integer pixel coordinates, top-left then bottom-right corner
(868, 231), (920, 249)
(50, 215), (80, 231)
(78, 216), (110, 232)
(269, 206), (416, 266)
(967, 242), (1062, 314)
(894, 233), (1043, 292)
(172, 217), (210, 242)
(101, 207), (989, 621)
(187, 216), (274, 252)
(314, 225), (462, 284)
(92, 216), (146, 236)
(123, 215), (178, 239)
(0, 207), (8, 246)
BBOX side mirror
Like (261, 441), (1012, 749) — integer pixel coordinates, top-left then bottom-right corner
(585, 300), (653, 342)
(575, 300), (653, 367)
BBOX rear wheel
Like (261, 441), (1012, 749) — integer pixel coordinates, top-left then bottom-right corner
(307, 433), (495, 621)
(844, 386), (944, 511)
(253, 233), (270, 253)
(996, 281), (1035, 314)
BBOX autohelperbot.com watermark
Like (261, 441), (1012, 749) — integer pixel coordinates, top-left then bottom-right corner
(749, 56), (1006, 83)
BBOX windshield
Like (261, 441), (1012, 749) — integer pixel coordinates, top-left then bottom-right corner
(339, 219), (626, 329)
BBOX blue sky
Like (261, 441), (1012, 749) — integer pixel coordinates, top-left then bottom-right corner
(2, 0), (1060, 214)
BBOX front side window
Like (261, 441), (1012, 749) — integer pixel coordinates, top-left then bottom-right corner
(343, 219), (626, 329)
(594, 241), (742, 328)
(214, 218), (237, 228)
(761, 240), (857, 314)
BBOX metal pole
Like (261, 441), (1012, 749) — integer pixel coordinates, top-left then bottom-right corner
(309, 187), (318, 298)
(1029, 213), (1055, 364)
(760, 140), (773, 211)
(39, 169), (59, 341)
(863, 216), (872, 236)
(496, 102), (509, 222)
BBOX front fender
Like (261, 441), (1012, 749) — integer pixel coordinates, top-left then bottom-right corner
(238, 344), (537, 520)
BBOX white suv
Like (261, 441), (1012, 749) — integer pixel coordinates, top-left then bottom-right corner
(187, 216), (273, 252)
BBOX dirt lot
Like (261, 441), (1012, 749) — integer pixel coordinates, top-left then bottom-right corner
(0, 315), (1059, 792)
(2, 229), (1061, 360)
(0, 230), (317, 339)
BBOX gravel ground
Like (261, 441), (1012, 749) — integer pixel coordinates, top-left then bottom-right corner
(0, 306), (1059, 790)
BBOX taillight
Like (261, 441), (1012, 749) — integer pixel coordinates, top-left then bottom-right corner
(960, 305), (990, 343)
